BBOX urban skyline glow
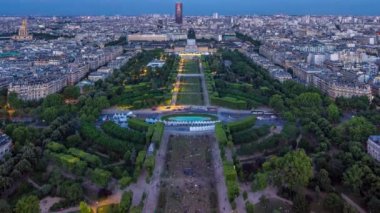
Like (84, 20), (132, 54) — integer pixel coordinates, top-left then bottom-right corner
(0, 0), (379, 16)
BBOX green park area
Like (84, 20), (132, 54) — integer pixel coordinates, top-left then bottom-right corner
(176, 77), (204, 105)
(182, 58), (200, 74)
(209, 49), (380, 212)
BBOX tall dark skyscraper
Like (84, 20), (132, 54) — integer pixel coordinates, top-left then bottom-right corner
(175, 2), (183, 24)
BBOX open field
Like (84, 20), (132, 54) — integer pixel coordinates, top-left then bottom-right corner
(179, 77), (202, 93)
(182, 59), (200, 74)
(177, 77), (204, 105)
(157, 135), (218, 213)
(176, 93), (204, 105)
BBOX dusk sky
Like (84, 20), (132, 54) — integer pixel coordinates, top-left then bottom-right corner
(0, 0), (379, 16)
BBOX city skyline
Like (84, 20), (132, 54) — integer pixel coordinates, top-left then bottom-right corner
(0, 0), (379, 16)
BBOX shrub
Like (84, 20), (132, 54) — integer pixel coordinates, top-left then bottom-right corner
(119, 176), (133, 189)
(228, 115), (256, 133)
(89, 168), (112, 188)
(102, 121), (145, 144)
(120, 191), (133, 212)
(223, 161), (239, 201)
(151, 122), (164, 144)
(215, 123), (228, 146)
(67, 148), (101, 166)
(46, 142), (66, 152)
(128, 118), (150, 132)
(245, 201), (255, 213)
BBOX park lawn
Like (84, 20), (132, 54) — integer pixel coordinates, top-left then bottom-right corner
(183, 60), (200, 73)
(179, 77), (202, 93)
(177, 93), (204, 105)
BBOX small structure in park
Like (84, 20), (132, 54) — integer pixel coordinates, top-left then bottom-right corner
(147, 59), (166, 68)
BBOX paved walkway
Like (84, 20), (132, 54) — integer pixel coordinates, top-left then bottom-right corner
(211, 134), (232, 213)
(341, 193), (366, 213)
(177, 73), (203, 77)
(199, 60), (210, 106)
(142, 131), (171, 212)
(40, 197), (62, 213)
(235, 185), (293, 213)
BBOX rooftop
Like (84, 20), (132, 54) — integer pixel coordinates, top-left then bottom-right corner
(369, 135), (380, 146)
(0, 134), (11, 147)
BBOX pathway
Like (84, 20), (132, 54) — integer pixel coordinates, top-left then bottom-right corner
(199, 60), (210, 106)
(211, 134), (233, 213)
(142, 131), (171, 212)
(341, 193), (366, 213)
(235, 185), (293, 213)
(40, 197), (62, 213)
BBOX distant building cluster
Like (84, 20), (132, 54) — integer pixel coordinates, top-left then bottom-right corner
(1, 13), (380, 101)
(6, 45), (124, 100)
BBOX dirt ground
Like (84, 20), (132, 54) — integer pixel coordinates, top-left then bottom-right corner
(157, 134), (218, 213)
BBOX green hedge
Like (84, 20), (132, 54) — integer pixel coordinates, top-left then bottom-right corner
(144, 156), (155, 176)
(48, 152), (87, 175)
(81, 123), (132, 154)
(46, 142), (66, 152)
(211, 96), (247, 109)
(215, 123), (228, 146)
(67, 148), (101, 166)
(128, 118), (150, 132)
(228, 116), (256, 133)
(232, 125), (271, 144)
(223, 161), (240, 201)
(151, 122), (164, 144)
(89, 168), (112, 188)
(102, 121), (145, 144)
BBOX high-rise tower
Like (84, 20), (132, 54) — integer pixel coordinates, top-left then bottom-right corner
(175, 2), (183, 24)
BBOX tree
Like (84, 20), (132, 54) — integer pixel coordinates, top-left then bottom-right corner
(0, 199), (11, 213)
(343, 164), (365, 192)
(12, 126), (28, 145)
(323, 193), (343, 213)
(327, 103), (340, 123)
(368, 197), (380, 213)
(295, 92), (322, 109)
(41, 107), (59, 123)
(343, 203), (357, 213)
(65, 183), (83, 202)
(79, 202), (92, 213)
(316, 169), (332, 192)
(120, 191), (133, 212)
(251, 172), (268, 191)
(89, 168), (111, 188)
(63, 86), (80, 99)
(263, 149), (313, 190)
(245, 201), (255, 213)
(269, 94), (285, 112)
(292, 194), (310, 213)
(7, 92), (23, 109)
(334, 117), (376, 143)
(15, 195), (40, 213)
(42, 94), (64, 108)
